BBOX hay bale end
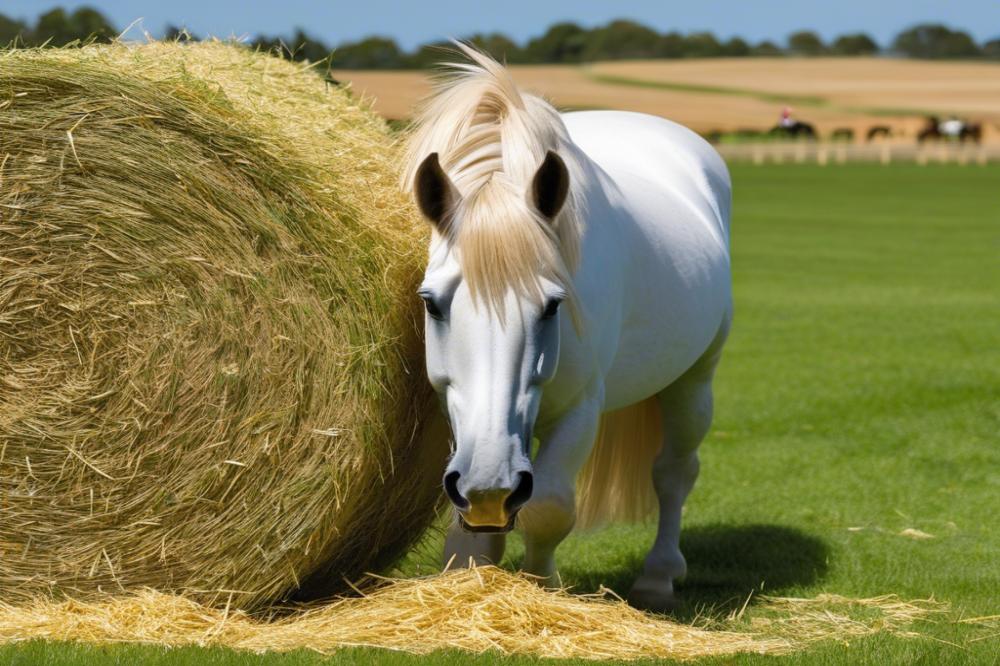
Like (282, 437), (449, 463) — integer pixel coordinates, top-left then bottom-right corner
(0, 41), (443, 608)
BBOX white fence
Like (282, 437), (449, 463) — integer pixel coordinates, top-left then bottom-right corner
(716, 142), (1000, 166)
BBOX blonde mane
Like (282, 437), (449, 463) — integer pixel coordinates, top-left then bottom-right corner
(402, 43), (582, 316)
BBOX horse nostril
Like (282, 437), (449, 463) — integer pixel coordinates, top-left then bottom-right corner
(504, 471), (533, 513)
(443, 471), (468, 509)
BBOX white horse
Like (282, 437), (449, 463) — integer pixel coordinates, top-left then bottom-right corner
(402, 46), (732, 611)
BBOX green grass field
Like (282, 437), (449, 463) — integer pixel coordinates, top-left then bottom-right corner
(3, 164), (998, 665)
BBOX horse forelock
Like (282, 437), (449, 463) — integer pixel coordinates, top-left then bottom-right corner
(402, 42), (582, 320)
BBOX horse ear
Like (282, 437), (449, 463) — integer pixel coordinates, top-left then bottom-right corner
(414, 152), (457, 231)
(530, 151), (570, 220)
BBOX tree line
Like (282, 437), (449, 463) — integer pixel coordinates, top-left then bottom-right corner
(2, 7), (999, 67)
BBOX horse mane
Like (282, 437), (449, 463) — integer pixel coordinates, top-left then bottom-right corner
(401, 43), (582, 318)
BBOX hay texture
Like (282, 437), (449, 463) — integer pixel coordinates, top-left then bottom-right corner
(0, 41), (442, 608)
(0, 567), (945, 661)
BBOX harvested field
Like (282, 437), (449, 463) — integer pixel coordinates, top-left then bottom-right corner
(591, 57), (1000, 118)
(332, 57), (1000, 139)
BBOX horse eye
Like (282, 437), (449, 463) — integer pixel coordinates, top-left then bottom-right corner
(541, 298), (562, 320)
(421, 295), (445, 320)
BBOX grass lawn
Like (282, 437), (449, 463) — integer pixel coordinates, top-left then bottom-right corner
(3, 164), (998, 665)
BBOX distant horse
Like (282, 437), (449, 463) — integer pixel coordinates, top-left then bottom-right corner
(769, 121), (817, 140)
(403, 44), (732, 611)
(965, 125), (982, 143)
(830, 127), (854, 142)
(918, 116), (982, 144)
(959, 122), (983, 144)
(866, 126), (892, 142)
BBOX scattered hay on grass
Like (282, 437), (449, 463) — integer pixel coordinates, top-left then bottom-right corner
(0, 567), (947, 661)
(0, 41), (441, 609)
(748, 593), (948, 645)
(955, 613), (1000, 645)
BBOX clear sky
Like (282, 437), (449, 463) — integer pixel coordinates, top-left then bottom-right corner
(4, 1), (999, 49)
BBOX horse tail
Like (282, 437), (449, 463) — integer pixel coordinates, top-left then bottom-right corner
(575, 397), (662, 529)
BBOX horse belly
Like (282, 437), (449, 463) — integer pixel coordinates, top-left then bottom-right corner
(601, 268), (730, 411)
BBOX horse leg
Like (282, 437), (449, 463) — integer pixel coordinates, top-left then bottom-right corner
(442, 515), (505, 567)
(519, 394), (602, 584)
(629, 340), (724, 612)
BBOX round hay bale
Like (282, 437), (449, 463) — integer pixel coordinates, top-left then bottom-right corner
(0, 42), (443, 608)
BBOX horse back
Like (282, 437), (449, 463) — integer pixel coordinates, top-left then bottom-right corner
(562, 110), (731, 244)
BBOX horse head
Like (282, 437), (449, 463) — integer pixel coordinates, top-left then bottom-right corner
(411, 151), (572, 531)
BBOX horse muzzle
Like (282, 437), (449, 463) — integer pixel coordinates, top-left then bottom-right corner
(444, 470), (533, 533)
(458, 510), (518, 534)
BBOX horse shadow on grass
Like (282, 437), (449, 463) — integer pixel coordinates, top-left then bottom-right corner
(547, 523), (830, 623)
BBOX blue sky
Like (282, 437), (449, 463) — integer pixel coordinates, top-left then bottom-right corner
(5, 1), (999, 49)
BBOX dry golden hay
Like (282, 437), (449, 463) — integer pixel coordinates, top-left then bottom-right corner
(0, 41), (443, 608)
(0, 567), (947, 661)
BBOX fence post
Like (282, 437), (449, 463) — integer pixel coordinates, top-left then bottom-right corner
(720, 141), (994, 166)
(795, 143), (806, 164)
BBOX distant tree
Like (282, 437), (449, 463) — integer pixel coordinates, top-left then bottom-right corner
(752, 39), (784, 56)
(252, 29), (330, 62)
(983, 38), (1000, 59)
(522, 22), (588, 63)
(252, 34), (283, 54)
(32, 8), (70, 45)
(164, 25), (199, 42)
(69, 7), (117, 42)
(467, 32), (522, 63)
(2, 10), (995, 68)
(581, 19), (665, 60)
(721, 36), (751, 57)
(658, 31), (686, 58)
(32, 7), (117, 46)
(892, 23), (979, 58)
(289, 29), (331, 63)
(682, 32), (723, 58)
(333, 36), (404, 68)
(831, 33), (879, 55)
(787, 30), (825, 55)
(34, 8), (78, 45)
(0, 13), (30, 46)
(404, 40), (456, 68)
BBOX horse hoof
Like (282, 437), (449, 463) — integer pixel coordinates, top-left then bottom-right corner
(524, 568), (560, 589)
(627, 576), (678, 614)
